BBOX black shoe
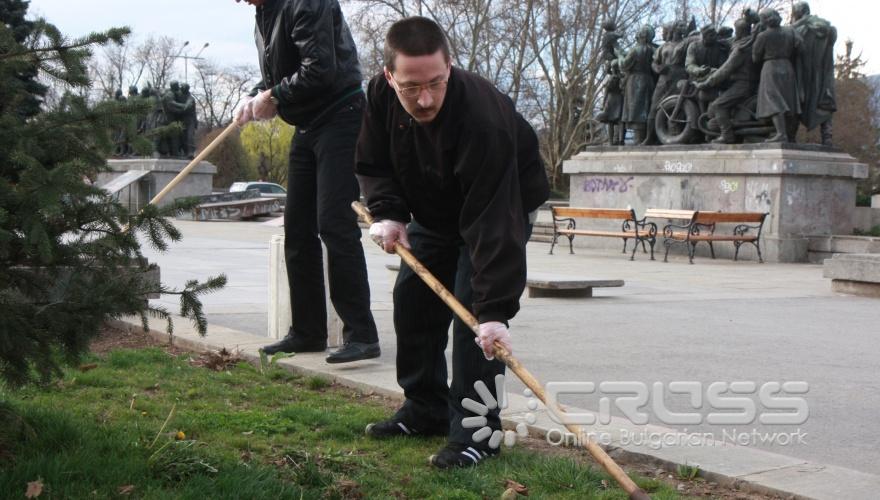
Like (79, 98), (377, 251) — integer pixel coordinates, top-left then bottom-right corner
(365, 418), (446, 439)
(260, 333), (326, 356)
(429, 442), (499, 469)
(325, 341), (380, 364)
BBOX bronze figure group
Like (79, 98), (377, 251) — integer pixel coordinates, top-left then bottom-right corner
(597, 2), (837, 147)
(112, 81), (199, 159)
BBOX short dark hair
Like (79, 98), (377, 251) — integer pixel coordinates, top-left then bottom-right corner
(383, 16), (450, 72)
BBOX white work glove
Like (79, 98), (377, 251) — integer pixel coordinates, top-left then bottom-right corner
(475, 321), (512, 361)
(251, 89), (278, 121)
(234, 95), (255, 126)
(368, 220), (410, 253)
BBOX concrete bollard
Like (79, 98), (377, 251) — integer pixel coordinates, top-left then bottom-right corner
(268, 235), (343, 347)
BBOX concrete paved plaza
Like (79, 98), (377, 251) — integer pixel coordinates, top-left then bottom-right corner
(143, 218), (880, 480)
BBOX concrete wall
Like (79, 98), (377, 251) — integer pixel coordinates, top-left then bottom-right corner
(98, 158), (217, 209)
(562, 144), (868, 262)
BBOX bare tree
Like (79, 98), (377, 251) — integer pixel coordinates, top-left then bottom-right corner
(523, 0), (662, 189)
(677, 0), (787, 26)
(192, 60), (255, 128)
(134, 35), (185, 91)
(88, 41), (149, 99)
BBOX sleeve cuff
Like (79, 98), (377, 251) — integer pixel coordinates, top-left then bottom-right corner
(477, 312), (509, 325)
(271, 85), (284, 102)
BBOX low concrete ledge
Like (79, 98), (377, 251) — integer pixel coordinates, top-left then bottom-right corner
(824, 254), (880, 298)
(823, 253), (880, 282)
(526, 275), (624, 298)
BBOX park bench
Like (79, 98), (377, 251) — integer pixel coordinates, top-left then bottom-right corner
(653, 209), (767, 264)
(549, 207), (657, 260)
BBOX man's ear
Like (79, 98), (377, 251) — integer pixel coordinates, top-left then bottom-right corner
(383, 66), (393, 85)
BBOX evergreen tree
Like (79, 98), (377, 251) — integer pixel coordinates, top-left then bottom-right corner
(0, 0), (225, 386)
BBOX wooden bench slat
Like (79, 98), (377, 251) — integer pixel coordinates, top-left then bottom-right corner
(690, 234), (758, 242)
(557, 229), (640, 238)
(552, 207), (634, 220)
(667, 233), (758, 242)
(694, 212), (767, 223)
(644, 209), (696, 220)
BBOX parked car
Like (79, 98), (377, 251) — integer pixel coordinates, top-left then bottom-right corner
(229, 182), (287, 203)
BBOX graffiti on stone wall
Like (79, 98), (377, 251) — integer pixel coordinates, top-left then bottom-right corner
(719, 179), (740, 194)
(663, 161), (693, 173)
(190, 199), (280, 221)
(784, 183), (806, 207)
(747, 182), (772, 211)
(582, 176), (635, 193)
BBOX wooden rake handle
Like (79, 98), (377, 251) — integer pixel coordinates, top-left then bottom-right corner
(351, 201), (650, 500)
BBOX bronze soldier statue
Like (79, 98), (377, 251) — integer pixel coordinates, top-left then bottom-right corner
(695, 18), (759, 143)
(178, 83), (198, 158)
(686, 25), (730, 115)
(596, 59), (625, 145)
(159, 81), (185, 156)
(620, 25), (656, 144)
(791, 1), (837, 146)
(600, 19), (624, 71)
(753, 8), (802, 143)
(643, 20), (688, 145)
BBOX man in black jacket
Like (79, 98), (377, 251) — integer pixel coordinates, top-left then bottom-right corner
(356, 17), (549, 468)
(235, 0), (380, 364)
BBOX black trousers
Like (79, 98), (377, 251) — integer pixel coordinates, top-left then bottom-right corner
(284, 95), (378, 345)
(392, 220), (531, 445)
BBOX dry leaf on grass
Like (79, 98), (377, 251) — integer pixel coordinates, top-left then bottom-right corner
(78, 363), (98, 372)
(190, 348), (242, 371)
(117, 484), (136, 495)
(336, 480), (363, 499)
(25, 479), (43, 498)
(501, 488), (519, 500)
(504, 479), (529, 496)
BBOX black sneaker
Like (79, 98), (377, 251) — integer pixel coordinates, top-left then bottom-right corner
(429, 442), (499, 469)
(365, 418), (446, 439)
(326, 342), (380, 364)
(260, 332), (326, 356)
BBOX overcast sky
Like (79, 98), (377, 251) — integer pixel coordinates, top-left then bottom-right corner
(26, 0), (880, 76)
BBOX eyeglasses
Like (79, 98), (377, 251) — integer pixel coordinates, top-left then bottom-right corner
(390, 75), (448, 99)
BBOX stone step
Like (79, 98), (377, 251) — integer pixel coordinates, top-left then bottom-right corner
(807, 235), (880, 254)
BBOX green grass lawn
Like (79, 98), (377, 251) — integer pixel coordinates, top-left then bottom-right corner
(0, 346), (685, 499)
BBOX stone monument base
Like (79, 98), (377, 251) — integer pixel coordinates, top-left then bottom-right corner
(98, 158), (217, 210)
(563, 144), (868, 263)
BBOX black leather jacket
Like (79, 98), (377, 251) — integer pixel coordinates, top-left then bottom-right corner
(252, 0), (362, 127)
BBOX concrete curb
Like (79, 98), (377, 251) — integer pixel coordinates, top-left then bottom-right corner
(109, 317), (880, 500)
